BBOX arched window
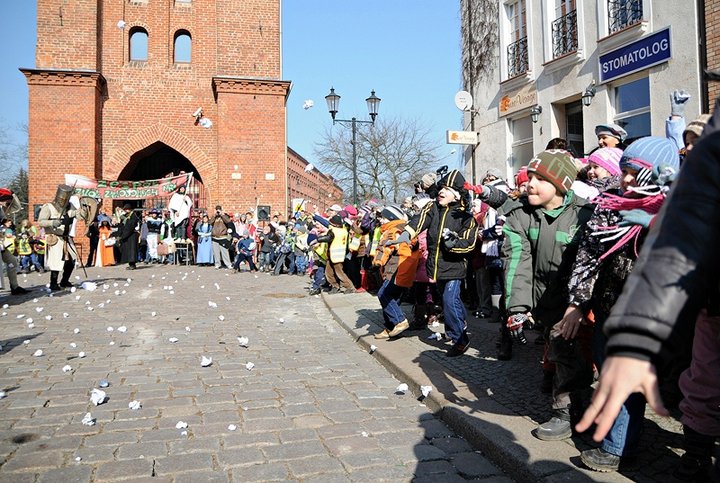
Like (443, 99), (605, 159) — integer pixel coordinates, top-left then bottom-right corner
(174, 31), (191, 63)
(129, 28), (148, 62)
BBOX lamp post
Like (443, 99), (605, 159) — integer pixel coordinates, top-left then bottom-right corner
(582, 81), (596, 107)
(325, 87), (381, 206)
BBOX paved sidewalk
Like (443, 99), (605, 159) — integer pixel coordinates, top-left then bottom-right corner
(0, 266), (510, 482)
(322, 290), (699, 483)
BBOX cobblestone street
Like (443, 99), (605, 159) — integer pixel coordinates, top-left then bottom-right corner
(0, 265), (508, 482)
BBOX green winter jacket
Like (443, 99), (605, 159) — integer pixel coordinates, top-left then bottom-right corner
(502, 191), (594, 327)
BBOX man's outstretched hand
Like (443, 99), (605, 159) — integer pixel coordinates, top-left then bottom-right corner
(576, 356), (669, 442)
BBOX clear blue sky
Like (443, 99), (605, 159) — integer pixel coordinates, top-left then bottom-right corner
(0, 1), (463, 170)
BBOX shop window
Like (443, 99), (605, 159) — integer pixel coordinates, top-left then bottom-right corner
(129, 28), (148, 62)
(511, 116), (534, 173)
(614, 76), (650, 143)
(174, 31), (191, 63)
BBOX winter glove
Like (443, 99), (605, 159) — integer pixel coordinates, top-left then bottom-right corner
(670, 89), (691, 117)
(383, 230), (411, 247)
(618, 209), (654, 229)
(506, 313), (534, 344)
(652, 163), (678, 187)
(463, 182), (490, 198)
(442, 228), (459, 249)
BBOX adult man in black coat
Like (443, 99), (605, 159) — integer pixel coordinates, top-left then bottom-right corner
(86, 218), (100, 266)
(117, 204), (139, 270)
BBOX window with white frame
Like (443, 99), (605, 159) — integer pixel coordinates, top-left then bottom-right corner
(511, 116), (534, 173)
(614, 76), (650, 143)
(505, 0), (528, 78)
(551, 0), (577, 58)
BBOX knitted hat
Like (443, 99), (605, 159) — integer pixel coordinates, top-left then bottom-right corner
(329, 215), (343, 226)
(683, 114), (711, 140)
(437, 170), (467, 193)
(527, 150), (578, 194)
(620, 136), (680, 172)
(343, 205), (358, 217)
(380, 205), (407, 222)
(595, 123), (628, 142)
(587, 147), (623, 176)
(514, 167), (529, 187)
(329, 204), (342, 212)
(420, 172), (438, 189)
(484, 168), (504, 181)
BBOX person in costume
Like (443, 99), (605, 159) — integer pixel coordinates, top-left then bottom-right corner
(37, 185), (80, 291)
(168, 185), (193, 240)
(0, 188), (29, 295)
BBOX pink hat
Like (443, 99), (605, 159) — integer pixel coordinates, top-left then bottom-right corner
(343, 205), (358, 217)
(587, 147), (622, 176)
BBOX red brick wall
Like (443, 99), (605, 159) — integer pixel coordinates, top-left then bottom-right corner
(707, 0), (720, 109)
(28, 0), (290, 224)
(287, 148), (344, 217)
(36, 0), (98, 70)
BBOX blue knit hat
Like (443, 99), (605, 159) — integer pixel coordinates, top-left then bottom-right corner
(620, 136), (680, 172)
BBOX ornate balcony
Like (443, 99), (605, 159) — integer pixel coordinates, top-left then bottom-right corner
(552, 10), (578, 58)
(507, 37), (529, 78)
(608, 0), (643, 34)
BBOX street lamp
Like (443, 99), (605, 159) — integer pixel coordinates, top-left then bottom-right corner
(582, 81), (596, 107)
(530, 105), (542, 124)
(325, 87), (381, 206)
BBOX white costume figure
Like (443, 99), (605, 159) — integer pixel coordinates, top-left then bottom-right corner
(168, 185), (193, 240)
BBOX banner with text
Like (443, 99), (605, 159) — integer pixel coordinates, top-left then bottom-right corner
(64, 173), (192, 200)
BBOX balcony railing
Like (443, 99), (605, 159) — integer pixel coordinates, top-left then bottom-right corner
(608, 0), (643, 34)
(507, 37), (529, 78)
(552, 10), (578, 58)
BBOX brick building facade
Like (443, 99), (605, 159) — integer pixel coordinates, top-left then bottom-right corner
(23, 0), (341, 227)
(705, 0), (720, 110)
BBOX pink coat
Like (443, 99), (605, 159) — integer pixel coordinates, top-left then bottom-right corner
(414, 231), (430, 283)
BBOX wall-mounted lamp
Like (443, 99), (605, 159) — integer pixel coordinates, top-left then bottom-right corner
(582, 81), (596, 107)
(530, 105), (542, 123)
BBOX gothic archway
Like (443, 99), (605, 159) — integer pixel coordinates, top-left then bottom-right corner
(118, 141), (208, 211)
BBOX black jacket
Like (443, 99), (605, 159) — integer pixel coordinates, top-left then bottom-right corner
(604, 130), (720, 362)
(405, 201), (478, 281)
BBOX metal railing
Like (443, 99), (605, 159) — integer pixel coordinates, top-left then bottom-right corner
(507, 37), (529, 78)
(552, 10), (578, 58)
(608, 0), (643, 34)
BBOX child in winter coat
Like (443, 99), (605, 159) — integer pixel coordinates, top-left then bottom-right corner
(564, 137), (679, 472)
(373, 205), (421, 339)
(394, 170), (479, 357)
(501, 150), (594, 441)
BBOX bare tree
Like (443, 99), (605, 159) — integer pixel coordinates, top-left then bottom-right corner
(313, 117), (440, 204)
(0, 121), (28, 186)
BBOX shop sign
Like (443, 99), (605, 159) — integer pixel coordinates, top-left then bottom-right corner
(499, 84), (538, 117)
(599, 27), (671, 83)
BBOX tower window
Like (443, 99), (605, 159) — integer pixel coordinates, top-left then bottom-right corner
(174, 31), (192, 63)
(129, 28), (148, 62)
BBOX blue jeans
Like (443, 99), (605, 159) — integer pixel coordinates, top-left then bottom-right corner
(312, 265), (326, 290)
(437, 279), (467, 344)
(294, 254), (308, 274)
(377, 278), (407, 331)
(594, 317), (645, 456)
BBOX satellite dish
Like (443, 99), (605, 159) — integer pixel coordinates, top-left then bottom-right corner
(199, 117), (213, 129)
(304, 164), (314, 172)
(454, 91), (473, 111)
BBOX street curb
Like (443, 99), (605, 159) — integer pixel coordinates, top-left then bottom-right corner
(322, 292), (631, 483)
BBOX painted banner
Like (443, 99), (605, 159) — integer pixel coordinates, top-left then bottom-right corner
(64, 173), (192, 200)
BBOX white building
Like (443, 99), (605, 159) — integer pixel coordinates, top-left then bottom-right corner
(461, 0), (704, 184)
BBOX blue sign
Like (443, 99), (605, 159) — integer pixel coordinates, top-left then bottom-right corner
(599, 28), (671, 83)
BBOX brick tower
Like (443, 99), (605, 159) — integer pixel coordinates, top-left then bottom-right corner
(22, 0), (291, 218)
